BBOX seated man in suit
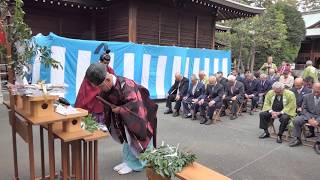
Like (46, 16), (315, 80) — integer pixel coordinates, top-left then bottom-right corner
(182, 74), (205, 118)
(197, 76), (224, 125)
(267, 68), (279, 85)
(199, 71), (209, 86)
(223, 75), (245, 120)
(290, 78), (312, 115)
(243, 73), (259, 115)
(164, 73), (189, 117)
(289, 83), (320, 149)
(216, 71), (228, 89)
(259, 82), (296, 143)
(257, 73), (272, 105)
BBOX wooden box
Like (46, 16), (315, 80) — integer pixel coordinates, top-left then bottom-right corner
(20, 95), (58, 118)
(62, 117), (83, 133)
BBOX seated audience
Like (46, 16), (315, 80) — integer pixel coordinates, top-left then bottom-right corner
(289, 83), (320, 148)
(304, 76), (314, 89)
(243, 73), (259, 115)
(197, 76), (224, 125)
(279, 70), (294, 89)
(182, 74), (205, 118)
(302, 60), (318, 83)
(277, 60), (291, 75)
(164, 73), (189, 117)
(259, 56), (277, 75)
(267, 68), (279, 85)
(257, 74), (272, 105)
(223, 75), (245, 120)
(259, 82), (296, 143)
(199, 71), (209, 85)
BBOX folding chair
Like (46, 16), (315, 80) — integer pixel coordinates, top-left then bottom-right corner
(213, 106), (224, 124)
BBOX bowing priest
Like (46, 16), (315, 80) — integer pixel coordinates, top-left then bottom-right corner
(85, 63), (158, 175)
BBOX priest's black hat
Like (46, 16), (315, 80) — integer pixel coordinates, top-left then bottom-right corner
(85, 63), (106, 86)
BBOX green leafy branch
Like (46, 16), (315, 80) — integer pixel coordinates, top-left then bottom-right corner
(139, 143), (196, 178)
(82, 114), (99, 133)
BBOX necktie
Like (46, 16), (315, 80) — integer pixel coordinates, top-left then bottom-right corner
(315, 97), (320, 106)
(277, 96), (281, 101)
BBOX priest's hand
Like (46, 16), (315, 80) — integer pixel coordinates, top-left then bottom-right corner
(192, 98), (198, 103)
(112, 106), (121, 113)
(175, 95), (181, 101)
(231, 96), (237, 101)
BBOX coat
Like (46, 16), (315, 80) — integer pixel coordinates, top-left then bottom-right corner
(262, 89), (296, 117)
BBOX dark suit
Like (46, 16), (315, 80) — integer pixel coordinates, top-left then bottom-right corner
(199, 83), (224, 119)
(257, 80), (272, 104)
(267, 75), (279, 85)
(293, 94), (320, 141)
(182, 82), (205, 115)
(244, 79), (259, 110)
(224, 81), (245, 115)
(290, 87), (312, 109)
(166, 77), (189, 111)
(218, 77), (228, 91)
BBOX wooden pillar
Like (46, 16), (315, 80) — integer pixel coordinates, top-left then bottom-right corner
(211, 13), (217, 49)
(195, 16), (199, 48)
(177, 11), (181, 46)
(311, 40), (315, 64)
(91, 12), (96, 40)
(158, 9), (162, 44)
(128, 1), (137, 42)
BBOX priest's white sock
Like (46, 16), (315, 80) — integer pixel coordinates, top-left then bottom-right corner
(117, 163), (133, 175)
(113, 162), (126, 172)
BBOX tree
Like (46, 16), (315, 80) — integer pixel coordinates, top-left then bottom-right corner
(298, 0), (320, 11)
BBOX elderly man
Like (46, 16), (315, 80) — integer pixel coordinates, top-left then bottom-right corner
(199, 71), (209, 85)
(279, 70), (294, 89)
(259, 82), (296, 143)
(224, 75), (245, 120)
(257, 73), (272, 105)
(197, 76), (224, 125)
(182, 74), (205, 118)
(243, 73), (259, 115)
(259, 56), (277, 75)
(289, 83), (320, 148)
(267, 68), (279, 85)
(85, 63), (157, 174)
(291, 78), (312, 115)
(164, 73), (189, 117)
(302, 60), (318, 83)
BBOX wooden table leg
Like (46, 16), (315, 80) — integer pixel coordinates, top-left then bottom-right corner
(27, 122), (35, 180)
(94, 141), (98, 180)
(72, 142), (76, 177)
(67, 144), (70, 178)
(40, 126), (45, 179)
(47, 124), (55, 180)
(89, 142), (93, 180)
(84, 142), (87, 180)
(11, 114), (19, 179)
(75, 141), (82, 180)
(61, 141), (68, 180)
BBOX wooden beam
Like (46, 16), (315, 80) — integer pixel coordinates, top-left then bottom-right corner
(177, 11), (181, 46)
(158, 9), (162, 44)
(211, 13), (216, 49)
(195, 16), (199, 48)
(128, 1), (137, 42)
(91, 12), (96, 40)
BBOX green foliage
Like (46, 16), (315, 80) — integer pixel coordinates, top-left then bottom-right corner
(139, 143), (197, 178)
(219, 1), (305, 71)
(0, 0), (62, 77)
(82, 114), (99, 133)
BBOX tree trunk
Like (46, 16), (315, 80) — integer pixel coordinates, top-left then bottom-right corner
(238, 38), (243, 71)
(250, 41), (256, 73)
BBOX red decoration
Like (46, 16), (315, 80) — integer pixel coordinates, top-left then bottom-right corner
(0, 26), (6, 44)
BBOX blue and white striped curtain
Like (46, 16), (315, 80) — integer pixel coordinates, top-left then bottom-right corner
(31, 33), (231, 104)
